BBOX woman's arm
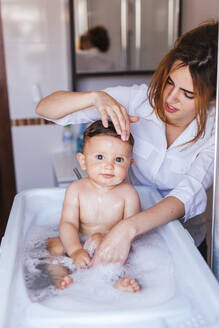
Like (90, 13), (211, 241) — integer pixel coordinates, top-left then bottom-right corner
(36, 90), (138, 140)
(92, 196), (184, 266)
(36, 91), (96, 119)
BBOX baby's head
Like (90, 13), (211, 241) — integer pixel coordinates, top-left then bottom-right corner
(77, 120), (134, 187)
(82, 120), (134, 150)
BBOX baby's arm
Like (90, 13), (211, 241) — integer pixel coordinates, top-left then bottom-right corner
(123, 185), (141, 219)
(59, 181), (91, 268)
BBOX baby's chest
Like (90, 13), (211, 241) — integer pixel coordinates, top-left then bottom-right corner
(79, 194), (125, 224)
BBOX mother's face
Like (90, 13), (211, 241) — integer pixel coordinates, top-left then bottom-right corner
(163, 61), (196, 127)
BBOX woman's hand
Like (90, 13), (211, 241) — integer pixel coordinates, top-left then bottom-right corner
(84, 232), (104, 255)
(92, 91), (139, 141)
(91, 220), (134, 266)
(36, 90), (139, 140)
(71, 248), (91, 269)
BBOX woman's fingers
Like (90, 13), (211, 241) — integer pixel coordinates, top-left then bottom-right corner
(100, 108), (109, 128)
(103, 108), (139, 141)
(108, 109), (122, 135)
(119, 106), (130, 141)
(92, 249), (125, 267)
(91, 241), (128, 267)
(101, 105), (130, 139)
(92, 250), (111, 267)
(94, 91), (139, 141)
(129, 115), (139, 123)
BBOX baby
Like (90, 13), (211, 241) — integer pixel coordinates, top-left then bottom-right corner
(47, 120), (141, 293)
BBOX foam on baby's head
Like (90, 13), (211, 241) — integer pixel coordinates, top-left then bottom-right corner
(82, 120), (134, 152)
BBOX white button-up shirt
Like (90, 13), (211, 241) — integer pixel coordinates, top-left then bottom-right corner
(52, 84), (215, 244)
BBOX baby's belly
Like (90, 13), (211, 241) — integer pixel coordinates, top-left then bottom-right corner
(79, 223), (111, 236)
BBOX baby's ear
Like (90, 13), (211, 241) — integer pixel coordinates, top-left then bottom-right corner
(76, 152), (86, 170)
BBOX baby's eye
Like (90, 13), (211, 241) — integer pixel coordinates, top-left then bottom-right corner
(115, 157), (124, 163)
(96, 154), (103, 160)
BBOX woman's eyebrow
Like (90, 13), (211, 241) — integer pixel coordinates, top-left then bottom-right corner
(168, 75), (194, 95)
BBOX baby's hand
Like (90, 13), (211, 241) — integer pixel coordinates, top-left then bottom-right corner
(71, 249), (91, 269)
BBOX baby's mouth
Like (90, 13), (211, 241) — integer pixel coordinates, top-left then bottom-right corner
(101, 174), (114, 178)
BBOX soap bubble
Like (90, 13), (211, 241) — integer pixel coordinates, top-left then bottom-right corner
(23, 224), (175, 309)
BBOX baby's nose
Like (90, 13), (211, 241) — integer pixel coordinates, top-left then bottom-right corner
(104, 160), (114, 169)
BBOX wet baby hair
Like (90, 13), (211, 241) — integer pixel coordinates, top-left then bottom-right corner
(82, 120), (134, 152)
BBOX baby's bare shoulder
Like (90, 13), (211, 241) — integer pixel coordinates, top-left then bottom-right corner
(66, 178), (87, 194)
(117, 182), (138, 196)
(118, 183), (141, 215)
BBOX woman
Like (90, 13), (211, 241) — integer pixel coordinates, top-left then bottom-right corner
(36, 21), (218, 265)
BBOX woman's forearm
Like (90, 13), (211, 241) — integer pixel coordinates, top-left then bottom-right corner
(36, 89), (137, 139)
(36, 90), (96, 119)
(127, 196), (185, 240)
(92, 196), (185, 266)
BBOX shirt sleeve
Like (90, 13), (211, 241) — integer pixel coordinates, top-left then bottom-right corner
(49, 85), (146, 126)
(166, 134), (215, 221)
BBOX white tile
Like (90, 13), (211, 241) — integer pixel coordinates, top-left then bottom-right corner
(2, 0), (71, 45)
(4, 42), (48, 118)
(4, 40), (71, 118)
(2, 0), (48, 44)
(43, 42), (72, 94)
(46, 0), (71, 43)
(11, 125), (64, 192)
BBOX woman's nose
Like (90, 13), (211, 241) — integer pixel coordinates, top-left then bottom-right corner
(166, 88), (179, 103)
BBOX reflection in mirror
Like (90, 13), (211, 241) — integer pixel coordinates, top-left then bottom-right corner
(73, 0), (181, 74)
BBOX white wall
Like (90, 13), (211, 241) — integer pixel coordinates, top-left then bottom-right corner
(11, 125), (63, 191)
(2, 0), (72, 118)
(2, 0), (219, 193)
(181, 0), (219, 33)
(2, 0), (72, 192)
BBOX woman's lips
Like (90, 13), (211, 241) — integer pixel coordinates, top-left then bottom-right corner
(165, 102), (178, 113)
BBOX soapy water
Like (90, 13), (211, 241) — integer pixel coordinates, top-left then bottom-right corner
(23, 224), (175, 311)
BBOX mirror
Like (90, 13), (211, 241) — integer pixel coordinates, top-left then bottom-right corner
(71, 0), (181, 74)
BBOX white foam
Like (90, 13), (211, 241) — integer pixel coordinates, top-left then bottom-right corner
(23, 224), (175, 311)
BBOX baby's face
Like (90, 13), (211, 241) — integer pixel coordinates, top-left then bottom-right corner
(79, 135), (133, 188)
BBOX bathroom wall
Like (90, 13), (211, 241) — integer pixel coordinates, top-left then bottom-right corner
(1, 0), (219, 192)
(1, 0), (72, 191)
(181, 0), (219, 32)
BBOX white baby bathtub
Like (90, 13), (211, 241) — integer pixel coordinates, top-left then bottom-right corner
(0, 186), (219, 328)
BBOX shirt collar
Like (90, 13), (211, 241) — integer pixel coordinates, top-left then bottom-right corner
(142, 108), (199, 148)
(138, 107), (164, 126)
(141, 105), (215, 149)
(169, 119), (198, 149)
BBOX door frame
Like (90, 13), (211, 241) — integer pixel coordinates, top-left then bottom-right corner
(0, 2), (16, 241)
